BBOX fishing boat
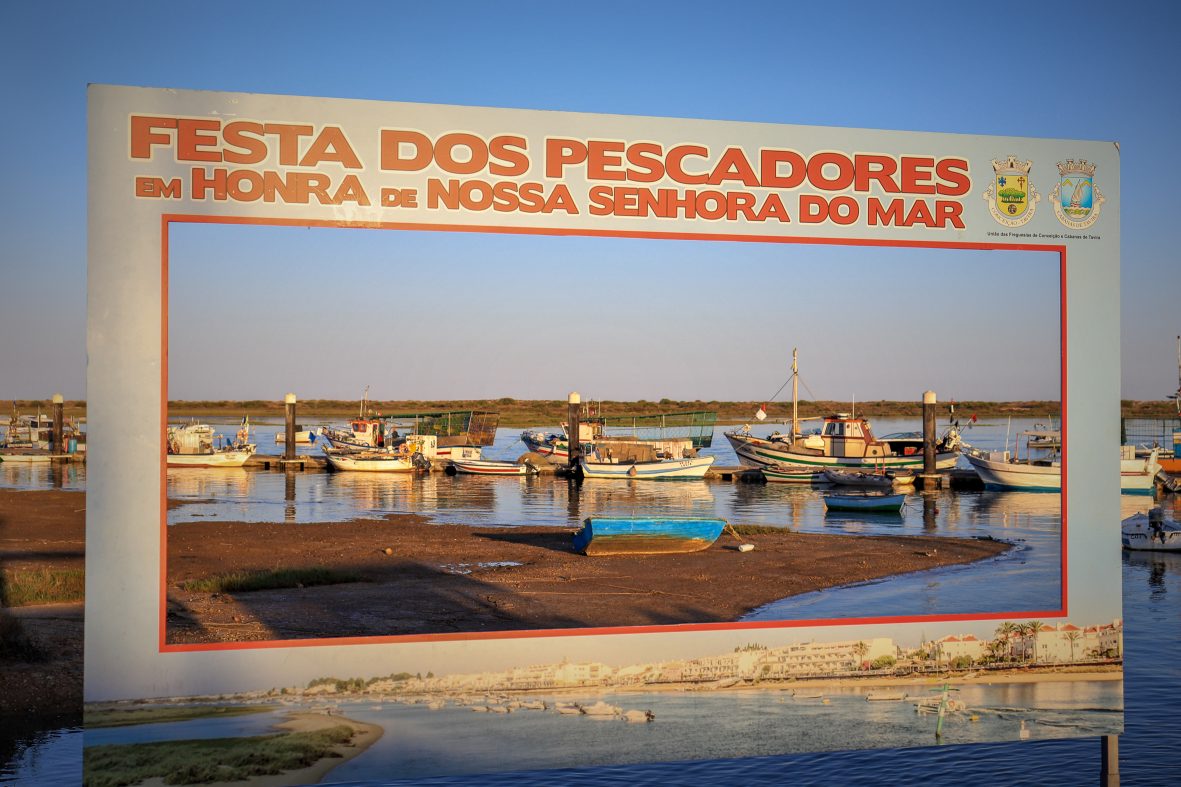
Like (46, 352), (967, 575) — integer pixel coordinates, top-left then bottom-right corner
(450, 458), (537, 476)
(866, 691), (908, 702)
(579, 454), (715, 480)
(822, 468), (914, 489)
(962, 434), (1161, 494)
(725, 350), (961, 471)
(322, 447), (422, 473)
(166, 419), (256, 468)
(1121, 508), (1181, 552)
(823, 492), (906, 512)
(1, 408), (85, 462)
(520, 429), (570, 459)
(571, 517), (727, 555)
(523, 409), (716, 462)
(275, 426), (317, 444)
(761, 464), (828, 484)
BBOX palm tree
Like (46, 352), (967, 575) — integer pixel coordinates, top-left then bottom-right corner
(1065, 631), (1082, 664)
(1022, 620), (1046, 665)
(853, 641), (870, 670)
(995, 621), (1020, 660)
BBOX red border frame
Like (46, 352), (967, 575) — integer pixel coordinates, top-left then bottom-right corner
(158, 214), (1069, 654)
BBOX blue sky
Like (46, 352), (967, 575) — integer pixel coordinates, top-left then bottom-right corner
(2, 1), (1178, 401)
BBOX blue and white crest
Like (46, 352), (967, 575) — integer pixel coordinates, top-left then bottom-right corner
(1050, 159), (1105, 229)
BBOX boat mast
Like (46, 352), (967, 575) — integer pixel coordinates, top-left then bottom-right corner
(791, 348), (799, 439)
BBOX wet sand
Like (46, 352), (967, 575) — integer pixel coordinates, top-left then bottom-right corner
(165, 514), (1009, 643)
(0, 486), (1011, 647)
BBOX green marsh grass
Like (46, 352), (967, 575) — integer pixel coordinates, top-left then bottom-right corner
(82, 725), (355, 787)
(181, 568), (363, 594)
(0, 567), (85, 607)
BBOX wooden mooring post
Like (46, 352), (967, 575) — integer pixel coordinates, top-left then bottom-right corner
(284, 392), (297, 462)
(1101, 734), (1119, 786)
(919, 390), (942, 490)
(51, 393), (64, 456)
(567, 391), (582, 474)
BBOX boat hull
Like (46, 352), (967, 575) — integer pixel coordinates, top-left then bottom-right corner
(166, 450), (253, 468)
(824, 493), (906, 512)
(579, 455), (714, 479)
(821, 469), (897, 489)
(572, 517), (727, 555)
(451, 459), (531, 476)
(761, 465), (827, 483)
(1121, 512), (1181, 552)
(726, 432), (959, 471)
(0, 451), (59, 463)
(964, 449), (1160, 493)
(324, 452), (416, 472)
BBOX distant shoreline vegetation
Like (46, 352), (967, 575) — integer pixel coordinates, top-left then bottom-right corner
(5, 399), (1176, 426)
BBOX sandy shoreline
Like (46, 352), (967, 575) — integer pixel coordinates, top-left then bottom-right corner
(0, 488), (1012, 645)
(127, 711), (381, 787)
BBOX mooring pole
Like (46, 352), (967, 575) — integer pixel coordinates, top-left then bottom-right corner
(1101, 735), (1119, 786)
(920, 390), (940, 490)
(567, 391), (582, 474)
(284, 393), (297, 462)
(51, 393), (64, 455)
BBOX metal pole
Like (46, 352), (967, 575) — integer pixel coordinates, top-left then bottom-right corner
(567, 392), (582, 474)
(1101, 734), (1119, 786)
(284, 393), (297, 461)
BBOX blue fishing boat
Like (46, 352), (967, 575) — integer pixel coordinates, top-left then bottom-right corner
(823, 493), (906, 513)
(572, 517), (727, 556)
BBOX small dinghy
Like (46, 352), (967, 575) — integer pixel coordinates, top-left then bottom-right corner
(1121, 507), (1181, 552)
(824, 492), (906, 513)
(450, 458), (536, 475)
(572, 517), (727, 555)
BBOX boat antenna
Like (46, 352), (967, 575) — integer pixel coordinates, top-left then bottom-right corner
(360, 385), (370, 418)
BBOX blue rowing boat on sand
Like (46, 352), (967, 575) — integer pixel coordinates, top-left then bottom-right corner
(572, 517), (728, 556)
(823, 493), (906, 513)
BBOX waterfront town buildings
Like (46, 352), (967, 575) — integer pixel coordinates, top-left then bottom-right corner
(305, 620), (1121, 697)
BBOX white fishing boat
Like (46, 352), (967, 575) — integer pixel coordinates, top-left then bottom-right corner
(450, 458), (536, 476)
(275, 426), (317, 444)
(166, 419), (256, 468)
(321, 418), (390, 450)
(1121, 508), (1181, 552)
(520, 429), (569, 459)
(322, 440), (429, 473)
(725, 351), (961, 471)
(1, 408), (85, 462)
(579, 454), (715, 480)
(962, 434), (1160, 494)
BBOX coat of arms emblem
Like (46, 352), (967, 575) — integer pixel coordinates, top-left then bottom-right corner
(1050, 159), (1105, 229)
(983, 155), (1040, 227)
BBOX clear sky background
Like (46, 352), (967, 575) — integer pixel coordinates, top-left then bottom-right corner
(2, 1), (1177, 402)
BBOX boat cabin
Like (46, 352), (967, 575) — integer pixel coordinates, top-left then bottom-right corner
(814, 414), (889, 459)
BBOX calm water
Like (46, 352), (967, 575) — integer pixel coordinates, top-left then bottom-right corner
(5, 550), (1175, 784)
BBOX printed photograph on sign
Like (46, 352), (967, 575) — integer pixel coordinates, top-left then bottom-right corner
(162, 227), (1066, 644)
